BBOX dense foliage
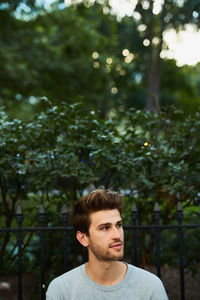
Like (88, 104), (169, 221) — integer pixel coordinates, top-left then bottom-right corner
(0, 101), (200, 276)
(0, 1), (200, 118)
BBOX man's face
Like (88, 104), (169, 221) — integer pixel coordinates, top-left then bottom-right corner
(87, 209), (124, 261)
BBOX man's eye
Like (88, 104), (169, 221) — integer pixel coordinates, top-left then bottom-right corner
(101, 226), (108, 231)
(116, 223), (122, 228)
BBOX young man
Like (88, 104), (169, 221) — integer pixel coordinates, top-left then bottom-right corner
(46, 188), (168, 299)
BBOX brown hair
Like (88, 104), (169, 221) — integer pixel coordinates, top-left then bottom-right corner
(71, 188), (124, 235)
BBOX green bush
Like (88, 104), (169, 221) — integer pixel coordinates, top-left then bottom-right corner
(0, 100), (200, 275)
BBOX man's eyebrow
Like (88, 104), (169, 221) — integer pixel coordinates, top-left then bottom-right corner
(97, 220), (122, 228)
(96, 222), (111, 229)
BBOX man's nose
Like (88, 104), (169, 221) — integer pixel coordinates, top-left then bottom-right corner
(111, 226), (121, 239)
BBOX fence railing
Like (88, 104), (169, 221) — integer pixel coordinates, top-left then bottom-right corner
(0, 201), (200, 300)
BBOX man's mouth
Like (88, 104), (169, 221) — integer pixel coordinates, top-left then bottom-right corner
(110, 243), (123, 250)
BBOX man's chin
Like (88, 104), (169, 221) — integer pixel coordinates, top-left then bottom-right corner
(109, 253), (124, 261)
(110, 249), (124, 260)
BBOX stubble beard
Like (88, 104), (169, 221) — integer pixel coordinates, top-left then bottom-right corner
(88, 239), (124, 262)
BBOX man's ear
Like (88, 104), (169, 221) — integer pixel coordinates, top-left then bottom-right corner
(76, 231), (89, 247)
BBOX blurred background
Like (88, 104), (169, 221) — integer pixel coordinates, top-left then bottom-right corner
(1, 0), (200, 118)
(0, 1), (200, 299)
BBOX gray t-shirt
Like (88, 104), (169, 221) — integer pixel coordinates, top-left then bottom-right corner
(46, 263), (168, 300)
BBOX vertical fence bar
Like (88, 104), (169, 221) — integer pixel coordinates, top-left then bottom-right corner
(154, 202), (161, 278)
(62, 205), (69, 271)
(39, 205), (46, 300)
(177, 202), (185, 300)
(16, 205), (23, 300)
(131, 203), (138, 266)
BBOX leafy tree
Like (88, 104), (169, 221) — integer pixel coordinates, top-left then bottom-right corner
(0, 2), (130, 118)
(134, 0), (200, 112)
(161, 59), (200, 111)
(0, 0), (36, 10)
(1, 0), (200, 119)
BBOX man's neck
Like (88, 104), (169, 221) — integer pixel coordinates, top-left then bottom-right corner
(85, 259), (127, 286)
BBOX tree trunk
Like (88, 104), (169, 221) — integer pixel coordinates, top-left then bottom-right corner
(146, 65), (161, 113)
(145, 0), (166, 113)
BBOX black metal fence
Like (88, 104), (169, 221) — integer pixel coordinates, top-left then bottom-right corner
(0, 201), (200, 300)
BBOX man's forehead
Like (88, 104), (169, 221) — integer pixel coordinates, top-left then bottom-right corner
(89, 209), (122, 225)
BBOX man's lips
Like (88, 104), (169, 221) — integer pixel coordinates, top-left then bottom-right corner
(110, 243), (123, 249)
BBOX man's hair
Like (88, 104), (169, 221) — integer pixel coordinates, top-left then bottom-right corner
(71, 188), (124, 235)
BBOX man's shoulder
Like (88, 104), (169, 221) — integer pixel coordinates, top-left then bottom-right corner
(50, 264), (83, 284)
(127, 263), (164, 286)
(127, 263), (168, 298)
(128, 263), (159, 278)
(47, 264), (84, 292)
(46, 264), (85, 299)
